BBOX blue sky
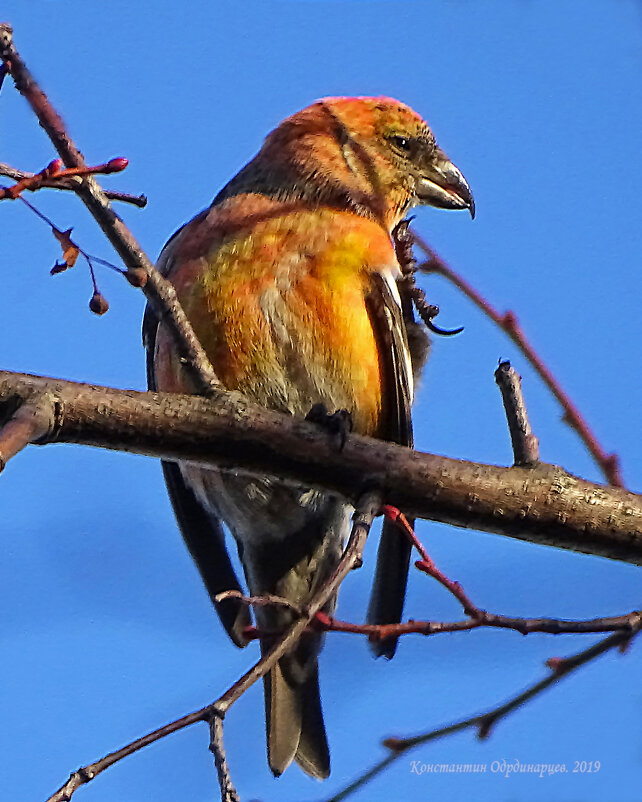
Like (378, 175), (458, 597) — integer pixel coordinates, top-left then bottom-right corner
(1, 2), (641, 801)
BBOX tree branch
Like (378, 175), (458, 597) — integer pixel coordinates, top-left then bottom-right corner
(313, 608), (642, 640)
(319, 627), (640, 802)
(45, 707), (211, 802)
(0, 22), (220, 396)
(495, 360), (540, 465)
(0, 391), (55, 471)
(44, 492), (378, 802)
(1, 369), (641, 565)
(0, 161), (148, 207)
(412, 233), (624, 487)
(209, 714), (240, 802)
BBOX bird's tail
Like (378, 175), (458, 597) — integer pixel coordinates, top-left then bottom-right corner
(264, 652), (330, 778)
(240, 493), (349, 778)
(253, 568), (333, 779)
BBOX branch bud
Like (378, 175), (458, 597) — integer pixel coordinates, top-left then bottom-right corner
(89, 291), (109, 315)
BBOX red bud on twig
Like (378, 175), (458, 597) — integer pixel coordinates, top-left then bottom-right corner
(104, 157), (129, 173)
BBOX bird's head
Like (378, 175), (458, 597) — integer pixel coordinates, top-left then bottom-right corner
(259, 96), (474, 229)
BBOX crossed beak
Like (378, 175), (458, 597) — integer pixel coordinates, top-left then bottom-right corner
(416, 151), (475, 219)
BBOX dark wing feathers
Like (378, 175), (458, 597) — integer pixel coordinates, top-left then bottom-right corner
(160, 460), (252, 647)
(365, 272), (415, 659)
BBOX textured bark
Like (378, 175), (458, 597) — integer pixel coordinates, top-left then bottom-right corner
(1, 370), (641, 565)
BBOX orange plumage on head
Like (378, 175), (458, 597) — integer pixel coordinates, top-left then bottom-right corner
(145, 96), (473, 779)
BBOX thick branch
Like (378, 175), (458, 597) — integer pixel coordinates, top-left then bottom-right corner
(0, 392), (54, 470)
(1, 370), (641, 565)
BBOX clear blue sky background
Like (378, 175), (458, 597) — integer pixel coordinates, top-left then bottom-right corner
(1, 2), (641, 801)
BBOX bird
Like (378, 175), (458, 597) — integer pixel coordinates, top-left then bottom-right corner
(143, 96), (474, 780)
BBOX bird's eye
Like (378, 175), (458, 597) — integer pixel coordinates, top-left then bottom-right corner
(391, 135), (412, 153)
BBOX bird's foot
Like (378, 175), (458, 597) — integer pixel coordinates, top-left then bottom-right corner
(392, 217), (417, 276)
(305, 403), (353, 450)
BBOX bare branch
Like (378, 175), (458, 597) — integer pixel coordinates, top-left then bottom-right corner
(0, 23), (220, 396)
(45, 706), (213, 802)
(495, 360), (540, 465)
(209, 714), (240, 802)
(1, 370), (640, 565)
(227, 514), (640, 641)
(313, 608), (642, 640)
(284, 512), (641, 642)
(215, 589), (303, 615)
(0, 162), (147, 207)
(0, 393), (55, 471)
(383, 506), (481, 614)
(320, 627), (640, 802)
(0, 157), (129, 200)
(412, 233), (623, 487)
(44, 492), (378, 802)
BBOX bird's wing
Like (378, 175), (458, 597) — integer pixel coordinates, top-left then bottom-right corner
(142, 228), (252, 648)
(365, 269), (415, 659)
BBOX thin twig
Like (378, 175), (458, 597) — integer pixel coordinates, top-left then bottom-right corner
(209, 714), (240, 802)
(494, 360), (540, 465)
(0, 162), (147, 207)
(318, 627), (640, 802)
(374, 510), (641, 639)
(215, 588), (303, 614)
(412, 231), (623, 487)
(0, 157), (129, 200)
(46, 706), (214, 802)
(383, 506), (480, 615)
(44, 491), (380, 802)
(0, 23), (220, 395)
(17, 193), (116, 312)
(311, 609), (642, 640)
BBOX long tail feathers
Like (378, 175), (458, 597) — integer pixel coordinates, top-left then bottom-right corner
(265, 660), (330, 779)
(245, 501), (346, 778)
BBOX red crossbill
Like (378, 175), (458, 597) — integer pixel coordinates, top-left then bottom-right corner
(144, 96), (473, 779)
